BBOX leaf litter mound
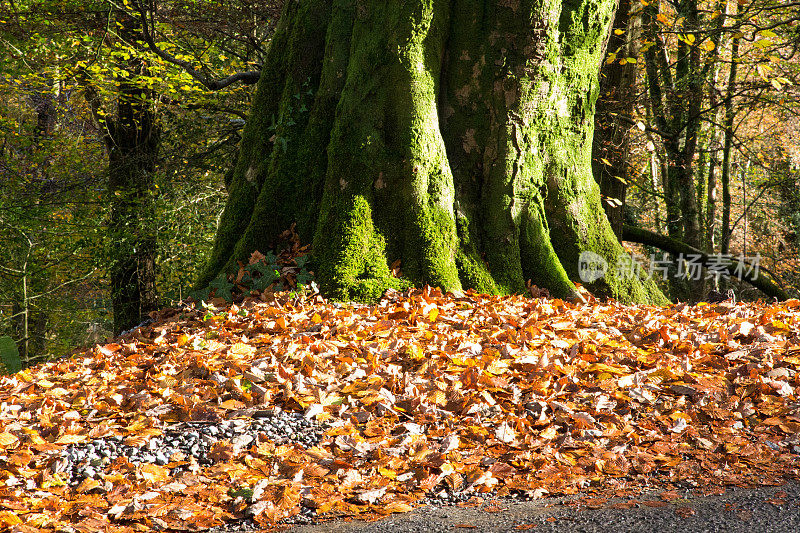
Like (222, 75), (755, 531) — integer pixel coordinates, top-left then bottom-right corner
(1, 287), (800, 531)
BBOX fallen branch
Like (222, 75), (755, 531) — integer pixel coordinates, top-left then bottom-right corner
(622, 224), (791, 301)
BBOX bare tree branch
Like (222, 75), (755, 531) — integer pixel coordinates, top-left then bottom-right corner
(134, 0), (261, 91)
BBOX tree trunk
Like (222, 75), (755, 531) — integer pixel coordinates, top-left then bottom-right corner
(199, 0), (666, 305)
(703, 1), (727, 253)
(641, 0), (710, 301)
(720, 30), (740, 255)
(592, 0), (640, 239)
(106, 14), (160, 334)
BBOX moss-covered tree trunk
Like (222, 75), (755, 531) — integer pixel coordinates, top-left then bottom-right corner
(199, 0), (666, 304)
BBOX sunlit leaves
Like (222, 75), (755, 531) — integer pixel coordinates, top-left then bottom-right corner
(1, 289), (800, 529)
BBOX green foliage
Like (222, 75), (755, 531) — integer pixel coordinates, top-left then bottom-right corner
(191, 250), (315, 303)
(0, 0), (281, 360)
(245, 257), (282, 291)
(227, 487), (254, 502)
(0, 336), (22, 374)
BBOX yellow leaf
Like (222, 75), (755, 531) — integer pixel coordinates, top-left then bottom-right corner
(126, 416), (151, 432)
(55, 434), (87, 445)
(702, 40), (715, 51)
(383, 501), (414, 513)
(220, 399), (245, 410)
(587, 363), (628, 375)
(21, 428), (45, 445)
(230, 342), (256, 357)
(670, 411), (691, 421)
(0, 511), (22, 527)
(657, 13), (669, 25)
(379, 467), (397, 479)
(140, 463), (170, 483)
(406, 344), (425, 361)
(176, 333), (190, 346)
(0, 432), (18, 447)
(540, 426), (558, 439)
(486, 359), (509, 375)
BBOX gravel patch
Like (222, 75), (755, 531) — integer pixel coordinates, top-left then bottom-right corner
(50, 408), (325, 486)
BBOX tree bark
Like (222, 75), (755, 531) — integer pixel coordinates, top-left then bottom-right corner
(105, 14), (160, 335)
(592, 0), (640, 239)
(641, 0), (714, 301)
(703, 0), (730, 253)
(199, 0), (667, 305)
(720, 30), (740, 255)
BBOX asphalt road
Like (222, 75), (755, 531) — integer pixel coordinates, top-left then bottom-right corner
(281, 482), (800, 533)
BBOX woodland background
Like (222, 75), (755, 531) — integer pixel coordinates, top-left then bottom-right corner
(1, 0), (799, 369)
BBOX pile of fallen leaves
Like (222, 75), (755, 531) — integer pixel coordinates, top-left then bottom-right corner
(1, 287), (800, 531)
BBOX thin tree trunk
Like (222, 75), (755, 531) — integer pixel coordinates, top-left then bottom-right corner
(649, 151), (662, 232)
(720, 30), (740, 255)
(673, 0), (703, 250)
(642, 0), (710, 300)
(703, 0), (729, 255)
(106, 13), (160, 334)
(592, 0), (640, 239)
(704, 16), (724, 252)
(696, 144), (707, 243)
(706, 131), (719, 251)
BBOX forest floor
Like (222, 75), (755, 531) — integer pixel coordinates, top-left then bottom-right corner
(1, 287), (800, 532)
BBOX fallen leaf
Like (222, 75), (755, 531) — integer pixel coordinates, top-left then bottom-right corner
(0, 433), (19, 447)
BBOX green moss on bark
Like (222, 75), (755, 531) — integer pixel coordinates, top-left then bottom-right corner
(196, 0), (311, 288)
(199, 0), (668, 305)
(314, 195), (409, 301)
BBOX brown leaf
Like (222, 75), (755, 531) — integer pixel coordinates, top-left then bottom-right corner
(76, 477), (101, 493)
(660, 490), (680, 502)
(643, 500), (669, 508)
